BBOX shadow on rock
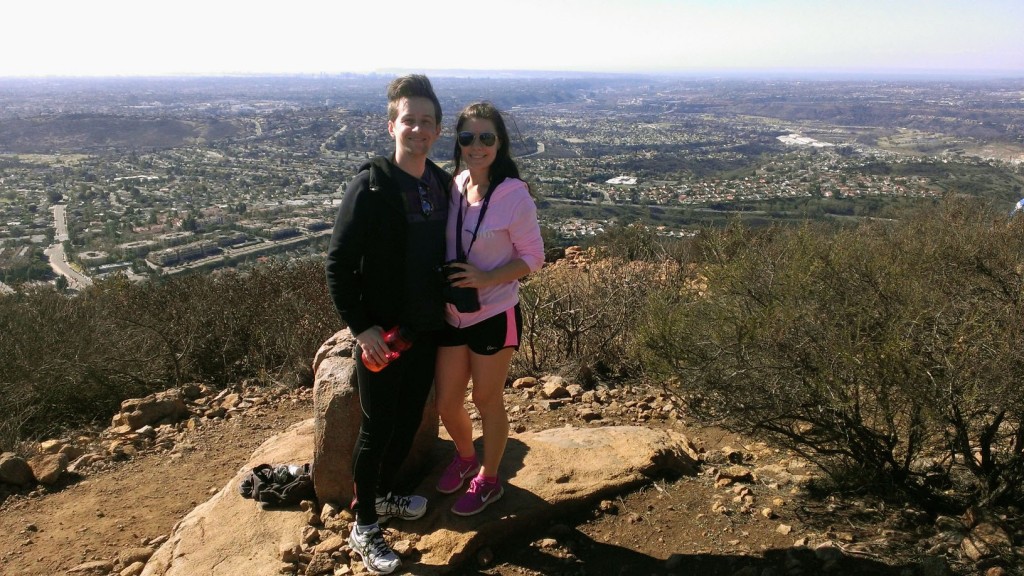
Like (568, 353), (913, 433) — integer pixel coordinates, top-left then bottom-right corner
(397, 426), (701, 573)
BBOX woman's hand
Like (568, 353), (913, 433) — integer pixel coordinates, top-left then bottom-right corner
(446, 261), (491, 289)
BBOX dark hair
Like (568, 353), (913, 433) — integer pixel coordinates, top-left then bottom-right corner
(452, 102), (522, 185)
(387, 74), (442, 124)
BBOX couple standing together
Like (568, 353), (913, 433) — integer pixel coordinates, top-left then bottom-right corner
(324, 74), (544, 574)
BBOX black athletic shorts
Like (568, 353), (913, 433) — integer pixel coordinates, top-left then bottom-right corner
(439, 304), (523, 355)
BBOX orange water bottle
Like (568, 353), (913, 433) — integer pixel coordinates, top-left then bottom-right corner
(361, 326), (414, 372)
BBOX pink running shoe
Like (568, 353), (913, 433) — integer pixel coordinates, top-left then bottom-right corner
(436, 455), (481, 494)
(451, 475), (503, 516)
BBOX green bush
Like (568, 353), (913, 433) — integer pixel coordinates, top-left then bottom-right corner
(641, 196), (1024, 508)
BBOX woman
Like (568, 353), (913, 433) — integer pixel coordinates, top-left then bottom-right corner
(435, 102), (544, 516)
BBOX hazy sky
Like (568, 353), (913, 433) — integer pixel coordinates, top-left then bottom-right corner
(2, 0), (1021, 77)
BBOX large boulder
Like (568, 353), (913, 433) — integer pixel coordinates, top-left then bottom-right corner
(311, 329), (438, 507)
(413, 425), (702, 569)
(142, 423), (701, 575)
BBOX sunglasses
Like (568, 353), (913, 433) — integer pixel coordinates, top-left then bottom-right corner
(417, 183), (433, 217)
(457, 131), (497, 147)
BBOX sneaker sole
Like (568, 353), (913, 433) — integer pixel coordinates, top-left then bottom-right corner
(436, 463), (482, 494)
(450, 486), (504, 516)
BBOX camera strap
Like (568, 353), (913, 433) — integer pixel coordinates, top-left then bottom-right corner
(455, 177), (504, 260)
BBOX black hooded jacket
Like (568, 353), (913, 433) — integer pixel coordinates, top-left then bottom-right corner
(325, 156), (452, 336)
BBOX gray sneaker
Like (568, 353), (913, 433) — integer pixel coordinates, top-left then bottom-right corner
(375, 492), (427, 521)
(348, 523), (400, 575)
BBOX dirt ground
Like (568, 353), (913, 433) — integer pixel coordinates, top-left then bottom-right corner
(0, 382), (992, 576)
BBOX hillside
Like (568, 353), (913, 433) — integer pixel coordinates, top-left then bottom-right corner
(0, 114), (247, 153)
(0, 378), (1007, 576)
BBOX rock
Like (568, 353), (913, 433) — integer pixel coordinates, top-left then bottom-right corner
(58, 443), (86, 461)
(537, 537), (559, 549)
(412, 425), (701, 569)
(304, 552), (333, 575)
(27, 451), (68, 485)
(68, 453), (103, 473)
(112, 390), (190, 429)
(961, 521), (1013, 561)
(221, 393), (242, 410)
(301, 526), (319, 545)
(39, 439), (66, 454)
(392, 539), (414, 558)
(144, 423), (700, 576)
(68, 559), (115, 573)
(121, 561), (146, 576)
(118, 547), (155, 566)
(312, 534), (345, 555)
(318, 501), (341, 526)
(511, 377), (538, 389)
(311, 330), (436, 507)
(541, 377), (570, 400)
(0, 452), (35, 486)
(280, 539), (302, 563)
(717, 465), (754, 483)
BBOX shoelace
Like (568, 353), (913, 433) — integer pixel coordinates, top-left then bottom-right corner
(469, 476), (499, 496)
(383, 494), (411, 515)
(366, 530), (392, 558)
(467, 476), (487, 494)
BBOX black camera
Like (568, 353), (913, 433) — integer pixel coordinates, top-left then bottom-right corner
(441, 259), (480, 313)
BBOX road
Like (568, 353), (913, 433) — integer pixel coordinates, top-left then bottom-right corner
(45, 204), (93, 290)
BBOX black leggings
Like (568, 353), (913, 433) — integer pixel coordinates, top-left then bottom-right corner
(351, 332), (438, 525)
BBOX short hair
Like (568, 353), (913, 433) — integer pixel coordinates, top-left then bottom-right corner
(386, 74), (442, 124)
(453, 101), (521, 184)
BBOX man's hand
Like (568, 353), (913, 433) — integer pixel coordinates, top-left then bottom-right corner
(355, 326), (387, 366)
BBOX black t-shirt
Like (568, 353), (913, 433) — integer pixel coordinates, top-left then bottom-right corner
(390, 163), (449, 333)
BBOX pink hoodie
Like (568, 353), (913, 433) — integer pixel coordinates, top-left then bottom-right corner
(445, 171), (545, 328)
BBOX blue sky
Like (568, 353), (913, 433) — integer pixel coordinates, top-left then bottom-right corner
(2, 0), (1021, 77)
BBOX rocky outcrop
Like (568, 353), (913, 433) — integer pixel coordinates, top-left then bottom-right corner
(311, 329), (438, 507)
(141, 422), (700, 575)
(0, 384), (312, 496)
(111, 389), (190, 430)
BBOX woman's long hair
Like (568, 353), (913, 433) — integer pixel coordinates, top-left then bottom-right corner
(452, 102), (521, 185)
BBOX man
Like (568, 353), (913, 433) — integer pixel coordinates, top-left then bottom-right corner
(324, 74), (451, 575)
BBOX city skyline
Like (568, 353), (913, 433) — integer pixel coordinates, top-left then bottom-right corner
(2, 0), (1022, 79)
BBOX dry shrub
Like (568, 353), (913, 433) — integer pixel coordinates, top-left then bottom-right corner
(642, 197), (1024, 508)
(0, 258), (337, 449)
(514, 248), (680, 383)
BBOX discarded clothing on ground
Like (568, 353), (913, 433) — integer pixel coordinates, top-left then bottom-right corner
(239, 463), (315, 508)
